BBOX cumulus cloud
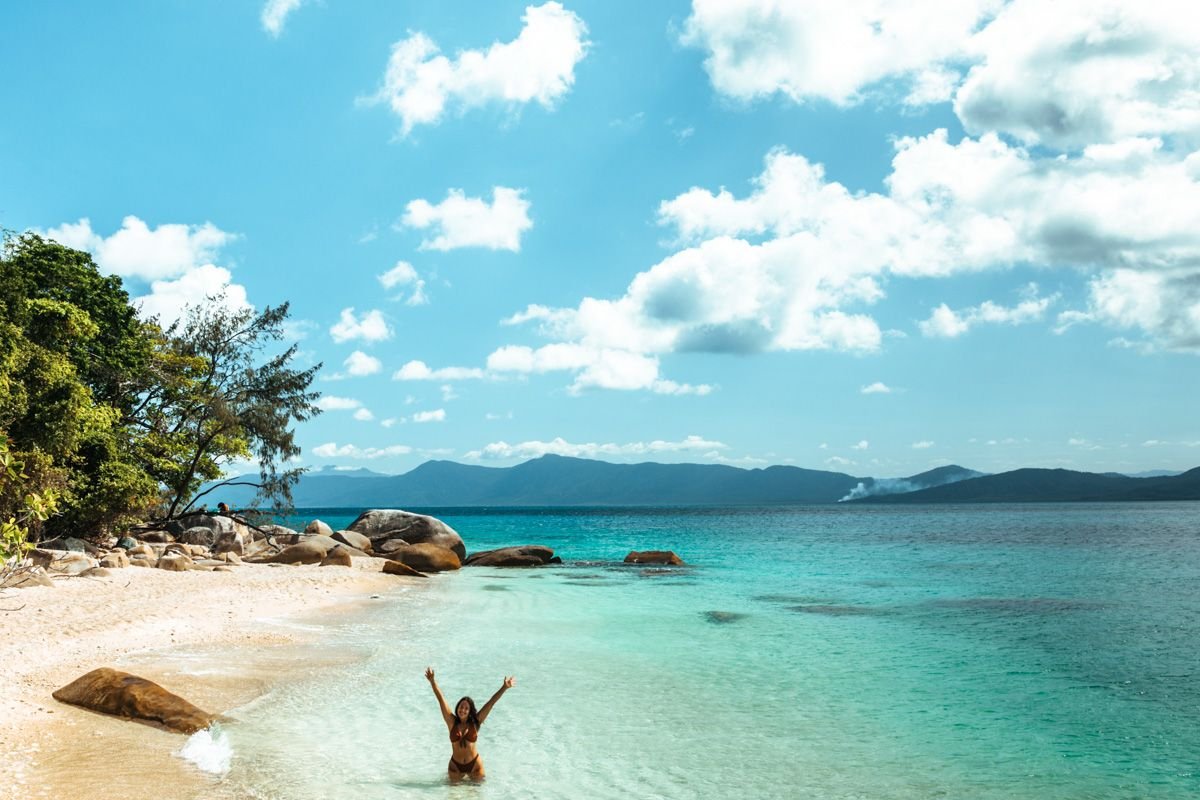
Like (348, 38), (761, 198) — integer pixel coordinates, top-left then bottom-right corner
(1056, 269), (1200, 352)
(681, 0), (997, 106)
(134, 265), (252, 327)
(851, 440), (870, 450)
(344, 350), (382, 377)
(317, 396), (363, 412)
(311, 443), (413, 459)
(955, 0), (1200, 149)
(412, 409), (447, 423)
(861, 382), (892, 394)
(43, 215), (248, 326)
(378, 260), (429, 306)
(464, 434), (727, 461)
(353, 408), (375, 422)
(921, 285), (1057, 338)
(393, 360), (486, 381)
(912, 440), (935, 449)
(401, 187), (532, 252)
(261, 0), (305, 37)
(44, 215), (235, 280)
(364, 2), (589, 135)
(330, 308), (392, 343)
(485, 343), (713, 395)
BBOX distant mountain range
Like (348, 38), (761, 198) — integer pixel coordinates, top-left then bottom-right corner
(205, 456), (1200, 509)
(848, 466), (1200, 504)
(208, 455), (981, 507)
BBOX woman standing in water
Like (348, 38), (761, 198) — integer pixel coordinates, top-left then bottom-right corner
(425, 667), (515, 780)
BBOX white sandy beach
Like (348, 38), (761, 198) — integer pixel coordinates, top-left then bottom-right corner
(0, 559), (413, 800)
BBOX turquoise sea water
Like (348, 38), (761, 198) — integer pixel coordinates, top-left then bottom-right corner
(197, 503), (1199, 799)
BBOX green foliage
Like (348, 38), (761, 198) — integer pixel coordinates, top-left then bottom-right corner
(0, 231), (319, 536)
(148, 299), (323, 517)
(0, 433), (59, 567)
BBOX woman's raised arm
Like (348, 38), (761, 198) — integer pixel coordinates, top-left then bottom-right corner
(425, 667), (455, 727)
(477, 676), (515, 724)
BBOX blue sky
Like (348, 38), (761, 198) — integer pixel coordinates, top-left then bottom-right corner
(3, 0), (1198, 477)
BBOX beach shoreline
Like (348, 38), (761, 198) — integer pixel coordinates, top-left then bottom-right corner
(0, 558), (414, 800)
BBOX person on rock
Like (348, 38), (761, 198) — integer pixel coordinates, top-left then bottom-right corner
(424, 667), (514, 780)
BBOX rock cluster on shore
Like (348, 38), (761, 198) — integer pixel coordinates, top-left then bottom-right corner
(1, 508), (580, 590)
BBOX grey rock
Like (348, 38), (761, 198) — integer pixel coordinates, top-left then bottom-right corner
(348, 509), (464, 559)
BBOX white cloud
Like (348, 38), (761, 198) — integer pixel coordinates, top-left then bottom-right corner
(921, 286), (1057, 338)
(330, 308), (392, 343)
(955, 0), (1200, 148)
(912, 440), (935, 449)
(464, 434), (727, 461)
(861, 382), (892, 394)
(825, 456), (855, 467)
(312, 442), (413, 459)
(484, 343), (713, 395)
(378, 260), (429, 305)
(353, 408), (376, 422)
(851, 440), (869, 450)
(393, 360), (486, 381)
(1056, 269), (1200, 352)
(364, 2), (589, 135)
(134, 265), (252, 327)
(412, 409), (446, 423)
(440, 384), (458, 401)
(344, 350), (382, 377)
(401, 187), (532, 252)
(381, 418), (398, 428)
(317, 396), (363, 412)
(681, 0), (997, 106)
(44, 215), (235, 281)
(261, 0), (305, 37)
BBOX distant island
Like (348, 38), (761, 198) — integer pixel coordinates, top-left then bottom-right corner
(208, 456), (1199, 507)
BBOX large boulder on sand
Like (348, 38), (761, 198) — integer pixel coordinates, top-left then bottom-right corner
(100, 551), (129, 569)
(332, 529), (372, 553)
(382, 560), (427, 578)
(347, 510), (465, 559)
(253, 535), (339, 565)
(305, 519), (334, 537)
(179, 526), (216, 547)
(381, 543), (461, 572)
(464, 545), (557, 567)
(157, 553), (195, 571)
(320, 546), (354, 567)
(33, 550), (99, 575)
(624, 550), (685, 566)
(53, 668), (214, 734)
(0, 567), (54, 589)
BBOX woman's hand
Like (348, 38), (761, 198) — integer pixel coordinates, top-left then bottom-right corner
(425, 667), (435, 683)
(503, 675), (515, 689)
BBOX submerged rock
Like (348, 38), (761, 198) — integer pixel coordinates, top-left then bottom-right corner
(347, 509), (465, 559)
(624, 550), (685, 566)
(464, 545), (556, 567)
(704, 610), (748, 624)
(53, 668), (214, 734)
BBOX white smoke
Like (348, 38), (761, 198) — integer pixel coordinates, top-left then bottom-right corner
(838, 479), (919, 502)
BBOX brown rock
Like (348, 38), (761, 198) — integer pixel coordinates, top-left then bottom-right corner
(347, 509), (465, 559)
(253, 536), (338, 565)
(319, 546), (353, 567)
(179, 526), (216, 547)
(80, 567), (113, 578)
(304, 519), (335, 537)
(624, 550), (685, 566)
(0, 567), (54, 589)
(41, 552), (100, 575)
(217, 552), (243, 565)
(99, 551), (129, 569)
(381, 542), (461, 572)
(332, 529), (372, 553)
(464, 545), (556, 567)
(128, 556), (154, 568)
(129, 544), (156, 558)
(378, 539), (410, 554)
(139, 530), (175, 544)
(382, 560), (427, 578)
(156, 553), (194, 571)
(213, 566), (235, 573)
(52, 668), (214, 734)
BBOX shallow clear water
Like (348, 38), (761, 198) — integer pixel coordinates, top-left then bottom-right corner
(200, 504), (1199, 799)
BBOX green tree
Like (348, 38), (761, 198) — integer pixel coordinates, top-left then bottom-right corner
(142, 298), (322, 519)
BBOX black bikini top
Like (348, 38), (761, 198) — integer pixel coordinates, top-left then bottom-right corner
(450, 724), (478, 745)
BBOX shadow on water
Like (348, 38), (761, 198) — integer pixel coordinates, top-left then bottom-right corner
(787, 604), (887, 616)
(704, 610), (748, 624)
(921, 597), (1106, 614)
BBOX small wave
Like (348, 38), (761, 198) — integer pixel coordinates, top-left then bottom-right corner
(178, 723), (232, 775)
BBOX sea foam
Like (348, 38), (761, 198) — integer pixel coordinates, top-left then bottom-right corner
(178, 723), (232, 775)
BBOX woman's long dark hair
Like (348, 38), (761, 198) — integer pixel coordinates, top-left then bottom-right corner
(455, 696), (481, 728)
